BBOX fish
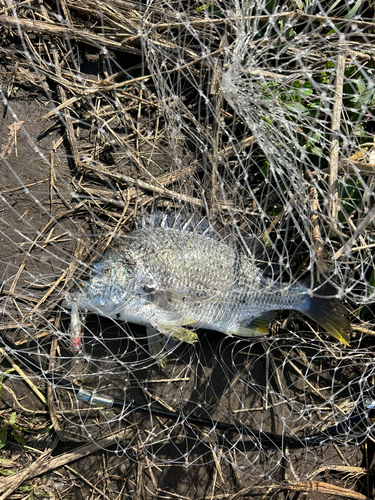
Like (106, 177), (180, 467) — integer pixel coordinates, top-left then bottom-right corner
(64, 227), (351, 362)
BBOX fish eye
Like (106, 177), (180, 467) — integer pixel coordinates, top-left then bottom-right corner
(88, 261), (106, 278)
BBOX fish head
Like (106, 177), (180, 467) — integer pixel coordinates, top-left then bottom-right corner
(63, 252), (134, 312)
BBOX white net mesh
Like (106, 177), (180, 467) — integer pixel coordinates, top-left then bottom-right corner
(1, 0), (375, 496)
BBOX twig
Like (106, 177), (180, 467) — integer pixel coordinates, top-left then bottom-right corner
(0, 429), (128, 492)
(209, 34), (227, 218)
(50, 39), (81, 170)
(146, 12), (375, 31)
(0, 15), (141, 54)
(310, 464), (372, 478)
(0, 348), (46, 405)
(0, 435), (59, 500)
(306, 170), (325, 275)
(334, 204), (375, 259)
(1, 177), (49, 194)
(65, 464), (113, 500)
(84, 164), (207, 208)
(47, 337), (65, 440)
(275, 480), (369, 499)
(351, 325), (375, 336)
(329, 53), (346, 224)
(340, 159), (375, 175)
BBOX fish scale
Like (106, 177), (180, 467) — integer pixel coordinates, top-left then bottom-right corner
(129, 229), (238, 296)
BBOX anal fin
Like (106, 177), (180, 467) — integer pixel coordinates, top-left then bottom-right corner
(229, 311), (277, 338)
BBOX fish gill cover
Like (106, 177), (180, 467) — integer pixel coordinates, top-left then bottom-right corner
(0, 0), (375, 498)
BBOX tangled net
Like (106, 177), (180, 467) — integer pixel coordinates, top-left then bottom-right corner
(1, 0), (375, 496)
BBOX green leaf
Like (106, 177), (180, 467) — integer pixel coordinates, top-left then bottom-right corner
(0, 469), (17, 476)
(12, 430), (27, 447)
(19, 486), (33, 492)
(369, 269), (375, 288)
(327, 0), (362, 34)
(292, 0), (303, 8)
(353, 124), (365, 137)
(35, 488), (53, 498)
(285, 102), (308, 113)
(286, 27), (297, 37)
(355, 76), (367, 95)
(0, 429), (8, 450)
(307, 102), (321, 110)
(8, 413), (16, 427)
(344, 0), (363, 20)
(291, 0), (311, 10)
(352, 87), (375, 109)
(311, 146), (323, 156)
(196, 3), (211, 10)
(326, 0), (342, 14)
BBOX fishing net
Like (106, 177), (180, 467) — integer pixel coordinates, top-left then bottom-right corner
(1, 0), (375, 497)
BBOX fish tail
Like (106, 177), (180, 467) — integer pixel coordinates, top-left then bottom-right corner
(304, 289), (351, 345)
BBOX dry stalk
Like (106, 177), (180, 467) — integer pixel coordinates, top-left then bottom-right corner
(276, 480), (369, 499)
(0, 430), (129, 492)
(0, 435), (59, 500)
(0, 14), (141, 54)
(329, 53), (346, 224)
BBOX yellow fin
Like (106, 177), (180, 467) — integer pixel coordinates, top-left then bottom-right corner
(305, 293), (351, 345)
(229, 312), (276, 338)
(329, 329), (350, 346)
(156, 322), (198, 343)
(229, 324), (268, 338)
(312, 318), (350, 346)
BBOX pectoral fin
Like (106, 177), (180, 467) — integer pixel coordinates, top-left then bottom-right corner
(154, 315), (198, 343)
(147, 326), (176, 367)
(157, 314), (196, 328)
(150, 289), (208, 308)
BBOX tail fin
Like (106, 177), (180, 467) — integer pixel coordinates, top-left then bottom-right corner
(305, 290), (351, 345)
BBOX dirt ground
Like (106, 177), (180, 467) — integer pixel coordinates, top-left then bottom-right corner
(0, 89), (229, 500)
(0, 95), (373, 499)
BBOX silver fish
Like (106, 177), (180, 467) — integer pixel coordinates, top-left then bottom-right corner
(64, 227), (350, 358)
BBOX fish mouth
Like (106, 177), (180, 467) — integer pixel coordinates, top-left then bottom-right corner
(61, 296), (73, 309)
(62, 288), (82, 309)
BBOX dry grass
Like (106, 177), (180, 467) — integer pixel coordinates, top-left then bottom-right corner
(1, 1), (375, 499)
